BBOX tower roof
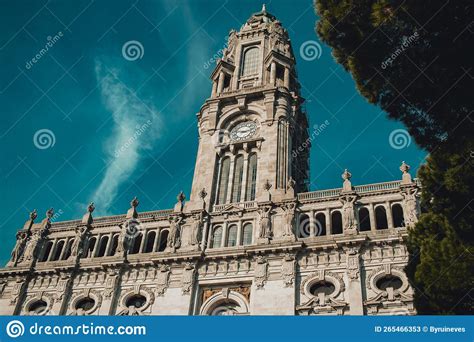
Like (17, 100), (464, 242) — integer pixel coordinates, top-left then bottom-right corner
(246, 4), (277, 26)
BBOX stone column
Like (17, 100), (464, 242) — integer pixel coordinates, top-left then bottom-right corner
(325, 209), (331, 235)
(284, 67), (290, 89)
(309, 210), (315, 237)
(236, 220), (243, 245)
(386, 202), (394, 229)
(241, 151), (249, 201)
(270, 61), (276, 86)
(226, 155), (236, 203)
(369, 203), (376, 231)
(47, 238), (58, 261)
(221, 222), (228, 247)
(105, 233), (114, 256)
(201, 219), (209, 251)
(346, 249), (364, 315)
(211, 80), (217, 97)
(152, 229), (160, 252)
(217, 71), (225, 94)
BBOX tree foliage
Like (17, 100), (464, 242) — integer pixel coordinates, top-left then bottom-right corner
(315, 0), (474, 314)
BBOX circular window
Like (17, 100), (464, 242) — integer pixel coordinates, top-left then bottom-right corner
(309, 281), (335, 296)
(376, 275), (403, 291)
(75, 297), (95, 312)
(125, 294), (147, 309)
(28, 300), (47, 314)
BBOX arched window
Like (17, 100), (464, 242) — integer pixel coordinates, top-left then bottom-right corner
(358, 207), (371, 231)
(51, 240), (65, 261)
(226, 225), (238, 247)
(245, 153), (258, 201)
(331, 211), (343, 235)
(231, 155), (244, 203)
(62, 239), (74, 260)
(211, 226), (223, 248)
(39, 240), (53, 262)
(108, 235), (119, 256)
(158, 230), (168, 252)
(217, 157), (230, 204)
(242, 223), (253, 245)
(96, 236), (109, 257)
(375, 206), (388, 230)
(241, 47), (259, 76)
(144, 231), (156, 253)
(392, 204), (405, 228)
(129, 234), (142, 254)
(315, 213), (326, 236)
(298, 213), (310, 238)
(86, 237), (96, 258)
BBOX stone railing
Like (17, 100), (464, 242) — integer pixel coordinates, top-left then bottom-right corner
(298, 179), (420, 202)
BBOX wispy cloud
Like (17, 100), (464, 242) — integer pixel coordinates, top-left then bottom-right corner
(92, 60), (161, 214)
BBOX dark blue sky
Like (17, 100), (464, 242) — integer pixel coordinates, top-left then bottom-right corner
(0, 0), (425, 265)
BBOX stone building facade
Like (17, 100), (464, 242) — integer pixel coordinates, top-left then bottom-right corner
(0, 7), (420, 316)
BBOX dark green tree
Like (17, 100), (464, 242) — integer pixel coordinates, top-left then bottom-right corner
(315, 0), (474, 314)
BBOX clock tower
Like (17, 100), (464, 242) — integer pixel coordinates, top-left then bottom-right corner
(189, 6), (309, 210)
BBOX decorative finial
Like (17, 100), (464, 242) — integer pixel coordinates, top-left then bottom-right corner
(46, 208), (54, 219)
(30, 209), (37, 221)
(177, 191), (186, 203)
(199, 188), (208, 199)
(262, 4), (266, 12)
(130, 196), (139, 208)
(342, 169), (352, 181)
(87, 202), (95, 213)
(263, 179), (272, 191)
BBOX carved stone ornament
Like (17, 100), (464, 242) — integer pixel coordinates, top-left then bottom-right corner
(155, 265), (170, 296)
(401, 187), (419, 227)
(167, 215), (183, 249)
(254, 256), (268, 289)
(103, 269), (119, 299)
(281, 254), (295, 287)
(23, 292), (55, 316)
(117, 286), (155, 316)
(69, 289), (102, 316)
(181, 263), (195, 295)
(346, 248), (360, 281)
(282, 203), (296, 238)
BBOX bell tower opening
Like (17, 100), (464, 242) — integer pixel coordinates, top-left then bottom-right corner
(189, 5), (310, 210)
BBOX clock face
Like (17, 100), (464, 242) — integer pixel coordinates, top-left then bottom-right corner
(230, 121), (257, 141)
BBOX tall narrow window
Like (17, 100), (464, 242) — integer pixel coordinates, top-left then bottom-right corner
(158, 230), (168, 252)
(391, 204), (405, 228)
(144, 231), (156, 253)
(63, 239), (74, 260)
(245, 153), (257, 201)
(130, 234), (142, 254)
(331, 211), (343, 235)
(109, 235), (119, 256)
(97, 236), (109, 257)
(52, 240), (64, 261)
(40, 241), (53, 262)
(211, 226), (223, 248)
(241, 47), (259, 76)
(217, 157), (230, 204)
(375, 206), (388, 230)
(242, 223), (253, 245)
(226, 225), (238, 247)
(358, 207), (371, 231)
(315, 213), (326, 236)
(86, 237), (96, 258)
(231, 155), (244, 203)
